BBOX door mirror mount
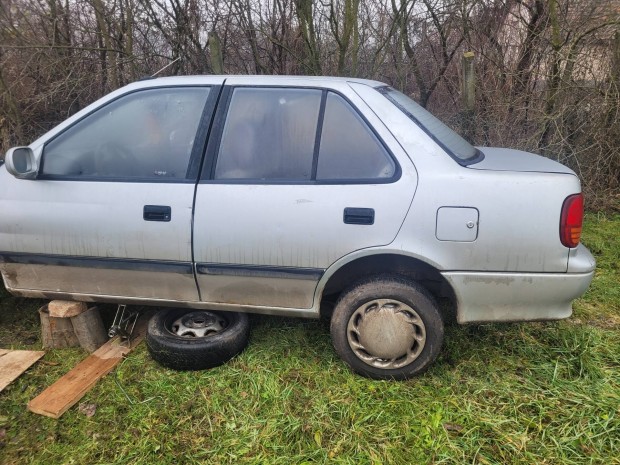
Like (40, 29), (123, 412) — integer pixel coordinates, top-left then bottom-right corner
(4, 147), (38, 179)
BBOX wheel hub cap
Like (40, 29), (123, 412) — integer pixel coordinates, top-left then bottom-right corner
(171, 311), (226, 338)
(347, 299), (426, 369)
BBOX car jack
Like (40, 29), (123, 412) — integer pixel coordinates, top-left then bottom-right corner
(108, 305), (139, 346)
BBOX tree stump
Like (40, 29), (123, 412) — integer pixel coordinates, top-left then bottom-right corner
(70, 306), (108, 353)
(40, 301), (108, 352)
(39, 305), (80, 349)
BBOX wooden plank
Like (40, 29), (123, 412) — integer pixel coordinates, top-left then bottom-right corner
(0, 350), (46, 392)
(28, 314), (148, 419)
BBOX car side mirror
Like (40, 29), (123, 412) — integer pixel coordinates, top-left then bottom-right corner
(4, 147), (38, 179)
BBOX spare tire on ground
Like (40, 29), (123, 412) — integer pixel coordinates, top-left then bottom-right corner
(146, 308), (250, 370)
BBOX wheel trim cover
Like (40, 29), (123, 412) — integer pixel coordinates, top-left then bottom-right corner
(170, 311), (227, 338)
(346, 299), (426, 369)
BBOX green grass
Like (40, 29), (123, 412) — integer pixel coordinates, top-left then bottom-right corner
(1, 214), (619, 465)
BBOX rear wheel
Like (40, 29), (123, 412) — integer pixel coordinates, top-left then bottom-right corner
(330, 277), (444, 380)
(146, 308), (250, 371)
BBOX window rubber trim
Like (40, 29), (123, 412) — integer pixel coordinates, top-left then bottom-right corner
(310, 91), (327, 180)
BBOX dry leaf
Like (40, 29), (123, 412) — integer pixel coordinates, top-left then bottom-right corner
(78, 403), (97, 417)
(443, 423), (463, 432)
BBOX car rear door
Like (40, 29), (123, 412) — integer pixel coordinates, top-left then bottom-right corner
(192, 78), (417, 310)
(0, 80), (223, 302)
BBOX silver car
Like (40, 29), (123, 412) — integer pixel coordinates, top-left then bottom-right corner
(0, 76), (595, 379)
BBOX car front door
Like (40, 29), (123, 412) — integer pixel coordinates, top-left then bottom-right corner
(193, 78), (417, 310)
(0, 81), (222, 303)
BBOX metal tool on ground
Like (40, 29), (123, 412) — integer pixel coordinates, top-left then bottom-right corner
(108, 304), (139, 346)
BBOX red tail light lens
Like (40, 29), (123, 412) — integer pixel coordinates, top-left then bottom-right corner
(560, 193), (583, 248)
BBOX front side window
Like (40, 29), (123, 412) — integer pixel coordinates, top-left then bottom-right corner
(42, 87), (210, 179)
(215, 88), (321, 180)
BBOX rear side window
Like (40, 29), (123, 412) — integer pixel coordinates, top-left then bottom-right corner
(215, 88), (321, 180)
(42, 87), (210, 180)
(317, 93), (395, 180)
(213, 87), (397, 183)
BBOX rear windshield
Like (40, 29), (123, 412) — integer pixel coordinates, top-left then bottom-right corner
(378, 86), (482, 164)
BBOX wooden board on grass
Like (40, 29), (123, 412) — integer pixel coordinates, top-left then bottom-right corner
(0, 350), (46, 392)
(28, 314), (148, 419)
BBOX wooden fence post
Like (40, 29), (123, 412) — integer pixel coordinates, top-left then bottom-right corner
(209, 31), (224, 74)
(461, 51), (476, 143)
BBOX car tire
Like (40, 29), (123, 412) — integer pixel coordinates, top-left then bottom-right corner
(146, 308), (250, 371)
(330, 277), (444, 380)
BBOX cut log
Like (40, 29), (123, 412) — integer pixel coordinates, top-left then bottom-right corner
(48, 300), (88, 318)
(71, 306), (108, 353)
(39, 305), (80, 349)
(0, 350), (46, 392)
(28, 314), (148, 419)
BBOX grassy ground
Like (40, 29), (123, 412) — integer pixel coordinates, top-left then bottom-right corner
(0, 213), (618, 465)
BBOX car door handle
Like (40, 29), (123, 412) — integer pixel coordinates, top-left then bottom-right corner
(143, 205), (171, 222)
(343, 207), (375, 225)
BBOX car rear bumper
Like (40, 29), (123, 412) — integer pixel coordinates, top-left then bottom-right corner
(442, 266), (595, 324)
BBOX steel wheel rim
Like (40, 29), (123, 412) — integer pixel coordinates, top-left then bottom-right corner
(169, 311), (227, 338)
(346, 299), (426, 369)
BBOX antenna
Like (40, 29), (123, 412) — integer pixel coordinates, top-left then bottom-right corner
(151, 57), (182, 78)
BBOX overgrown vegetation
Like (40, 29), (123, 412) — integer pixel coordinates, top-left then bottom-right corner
(0, 214), (618, 464)
(1, 0), (620, 208)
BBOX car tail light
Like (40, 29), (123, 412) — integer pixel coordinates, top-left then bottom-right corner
(560, 193), (583, 248)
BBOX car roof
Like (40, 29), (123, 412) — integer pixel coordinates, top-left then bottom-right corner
(136, 75), (388, 88)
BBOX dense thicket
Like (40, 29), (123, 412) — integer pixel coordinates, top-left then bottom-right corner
(1, 0), (618, 208)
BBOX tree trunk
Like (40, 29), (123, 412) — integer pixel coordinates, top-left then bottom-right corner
(294, 0), (321, 74)
(538, 0), (562, 152)
(92, 0), (119, 89)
